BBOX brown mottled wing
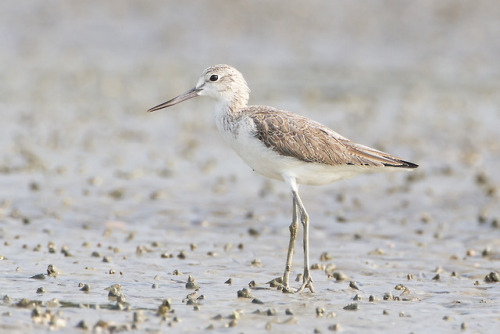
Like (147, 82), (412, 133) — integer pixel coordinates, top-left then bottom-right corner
(248, 106), (417, 169)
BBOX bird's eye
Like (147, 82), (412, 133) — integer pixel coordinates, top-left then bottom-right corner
(209, 74), (219, 82)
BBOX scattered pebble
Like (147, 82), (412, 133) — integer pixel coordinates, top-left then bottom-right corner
(248, 227), (260, 237)
(266, 308), (276, 316)
(36, 287), (45, 294)
(332, 272), (348, 281)
(75, 320), (89, 329)
(251, 258), (262, 267)
(178, 250), (187, 259)
(325, 263), (337, 276)
(157, 299), (172, 316)
(343, 303), (359, 311)
(328, 323), (341, 331)
(349, 281), (360, 290)
(225, 278), (232, 285)
(484, 272), (499, 282)
(316, 307), (325, 317)
(320, 252), (333, 261)
(47, 264), (58, 278)
(383, 292), (394, 300)
(237, 288), (253, 298)
(31, 273), (46, 280)
(186, 275), (199, 289)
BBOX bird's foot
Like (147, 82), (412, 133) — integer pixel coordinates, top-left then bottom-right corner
(295, 275), (315, 293)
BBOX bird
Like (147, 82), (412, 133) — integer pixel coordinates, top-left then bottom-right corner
(148, 64), (418, 293)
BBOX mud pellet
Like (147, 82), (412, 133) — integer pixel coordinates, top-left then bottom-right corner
(75, 320), (89, 329)
(237, 288), (253, 298)
(157, 299), (172, 316)
(80, 284), (90, 292)
(248, 227), (260, 237)
(31, 274), (45, 280)
(251, 258), (261, 267)
(369, 295), (375, 302)
(186, 275), (199, 289)
(481, 247), (492, 257)
(343, 303), (359, 311)
(328, 323), (341, 331)
(310, 263), (324, 270)
(352, 294), (361, 301)
(320, 252), (333, 261)
(225, 278), (232, 285)
(325, 263), (336, 276)
(178, 250), (187, 259)
(36, 287), (45, 294)
(252, 298), (264, 304)
(285, 308), (294, 315)
(349, 281), (359, 290)
(484, 272), (499, 282)
(332, 272), (348, 281)
(47, 265), (58, 278)
(266, 308), (276, 316)
(161, 252), (173, 258)
(316, 307), (325, 317)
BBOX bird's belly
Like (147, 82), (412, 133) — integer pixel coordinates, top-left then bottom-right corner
(227, 131), (363, 186)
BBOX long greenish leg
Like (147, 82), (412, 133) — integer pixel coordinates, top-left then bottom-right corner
(292, 190), (315, 293)
(282, 196), (299, 293)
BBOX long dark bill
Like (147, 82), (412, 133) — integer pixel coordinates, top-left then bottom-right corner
(148, 87), (202, 112)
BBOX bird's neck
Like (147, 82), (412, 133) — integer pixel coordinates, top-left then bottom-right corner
(214, 101), (245, 137)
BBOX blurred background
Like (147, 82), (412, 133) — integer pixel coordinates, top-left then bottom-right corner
(1, 0), (499, 219)
(1, 1), (499, 332)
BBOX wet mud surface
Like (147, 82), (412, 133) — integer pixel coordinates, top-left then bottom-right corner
(1, 1), (500, 333)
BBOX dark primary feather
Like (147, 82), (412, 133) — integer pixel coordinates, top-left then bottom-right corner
(247, 106), (418, 169)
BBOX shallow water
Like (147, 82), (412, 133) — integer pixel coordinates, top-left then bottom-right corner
(1, 1), (500, 333)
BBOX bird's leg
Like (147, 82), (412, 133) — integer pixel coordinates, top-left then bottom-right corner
(292, 190), (315, 293)
(282, 196), (299, 293)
